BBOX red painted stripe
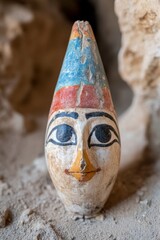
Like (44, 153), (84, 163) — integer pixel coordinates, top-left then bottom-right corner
(49, 85), (114, 117)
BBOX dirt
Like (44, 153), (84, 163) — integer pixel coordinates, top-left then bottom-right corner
(0, 114), (160, 240)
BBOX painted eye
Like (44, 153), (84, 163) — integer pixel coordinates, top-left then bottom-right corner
(46, 124), (77, 146)
(88, 124), (120, 148)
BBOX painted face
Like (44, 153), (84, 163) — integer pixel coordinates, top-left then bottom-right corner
(45, 108), (120, 215)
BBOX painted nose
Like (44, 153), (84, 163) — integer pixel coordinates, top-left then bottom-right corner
(66, 149), (99, 182)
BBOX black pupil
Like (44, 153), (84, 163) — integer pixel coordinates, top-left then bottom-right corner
(56, 124), (73, 143)
(95, 124), (111, 143)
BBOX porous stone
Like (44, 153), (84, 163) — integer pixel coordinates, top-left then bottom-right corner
(0, 1), (70, 131)
(115, 0), (160, 166)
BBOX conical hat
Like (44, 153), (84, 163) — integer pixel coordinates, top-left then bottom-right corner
(49, 21), (114, 116)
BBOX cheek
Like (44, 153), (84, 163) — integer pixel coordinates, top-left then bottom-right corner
(46, 146), (77, 172)
(90, 144), (120, 170)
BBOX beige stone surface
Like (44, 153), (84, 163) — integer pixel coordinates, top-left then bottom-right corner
(0, 2), (70, 131)
(115, 0), (160, 165)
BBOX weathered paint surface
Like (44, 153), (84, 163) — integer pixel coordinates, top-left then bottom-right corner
(49, 21), (114, 116)
(50, 85), (114, 114)
(55, 21), (107, 91)
(45, 21), (121, 217)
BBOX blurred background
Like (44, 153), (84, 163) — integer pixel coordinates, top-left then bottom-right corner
(0, 0), (132, 125)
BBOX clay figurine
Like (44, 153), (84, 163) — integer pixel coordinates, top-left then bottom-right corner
(45, 21), (121, 217)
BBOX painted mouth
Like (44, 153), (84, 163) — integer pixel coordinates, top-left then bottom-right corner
(64, 168), (101, 182)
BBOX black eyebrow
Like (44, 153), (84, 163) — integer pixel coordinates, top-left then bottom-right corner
(47, 112), (78, 131)
(85, 112), (118, 129)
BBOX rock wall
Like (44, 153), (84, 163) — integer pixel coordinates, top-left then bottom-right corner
(0, 2), (71, 131)
(115, 0), (160, 164)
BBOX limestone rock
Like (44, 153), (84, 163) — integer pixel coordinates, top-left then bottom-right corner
(0, 2), (70, 131)
(115, 0), (160, 163)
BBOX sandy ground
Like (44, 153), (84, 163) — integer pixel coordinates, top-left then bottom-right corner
(0, 115), (160, 240)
